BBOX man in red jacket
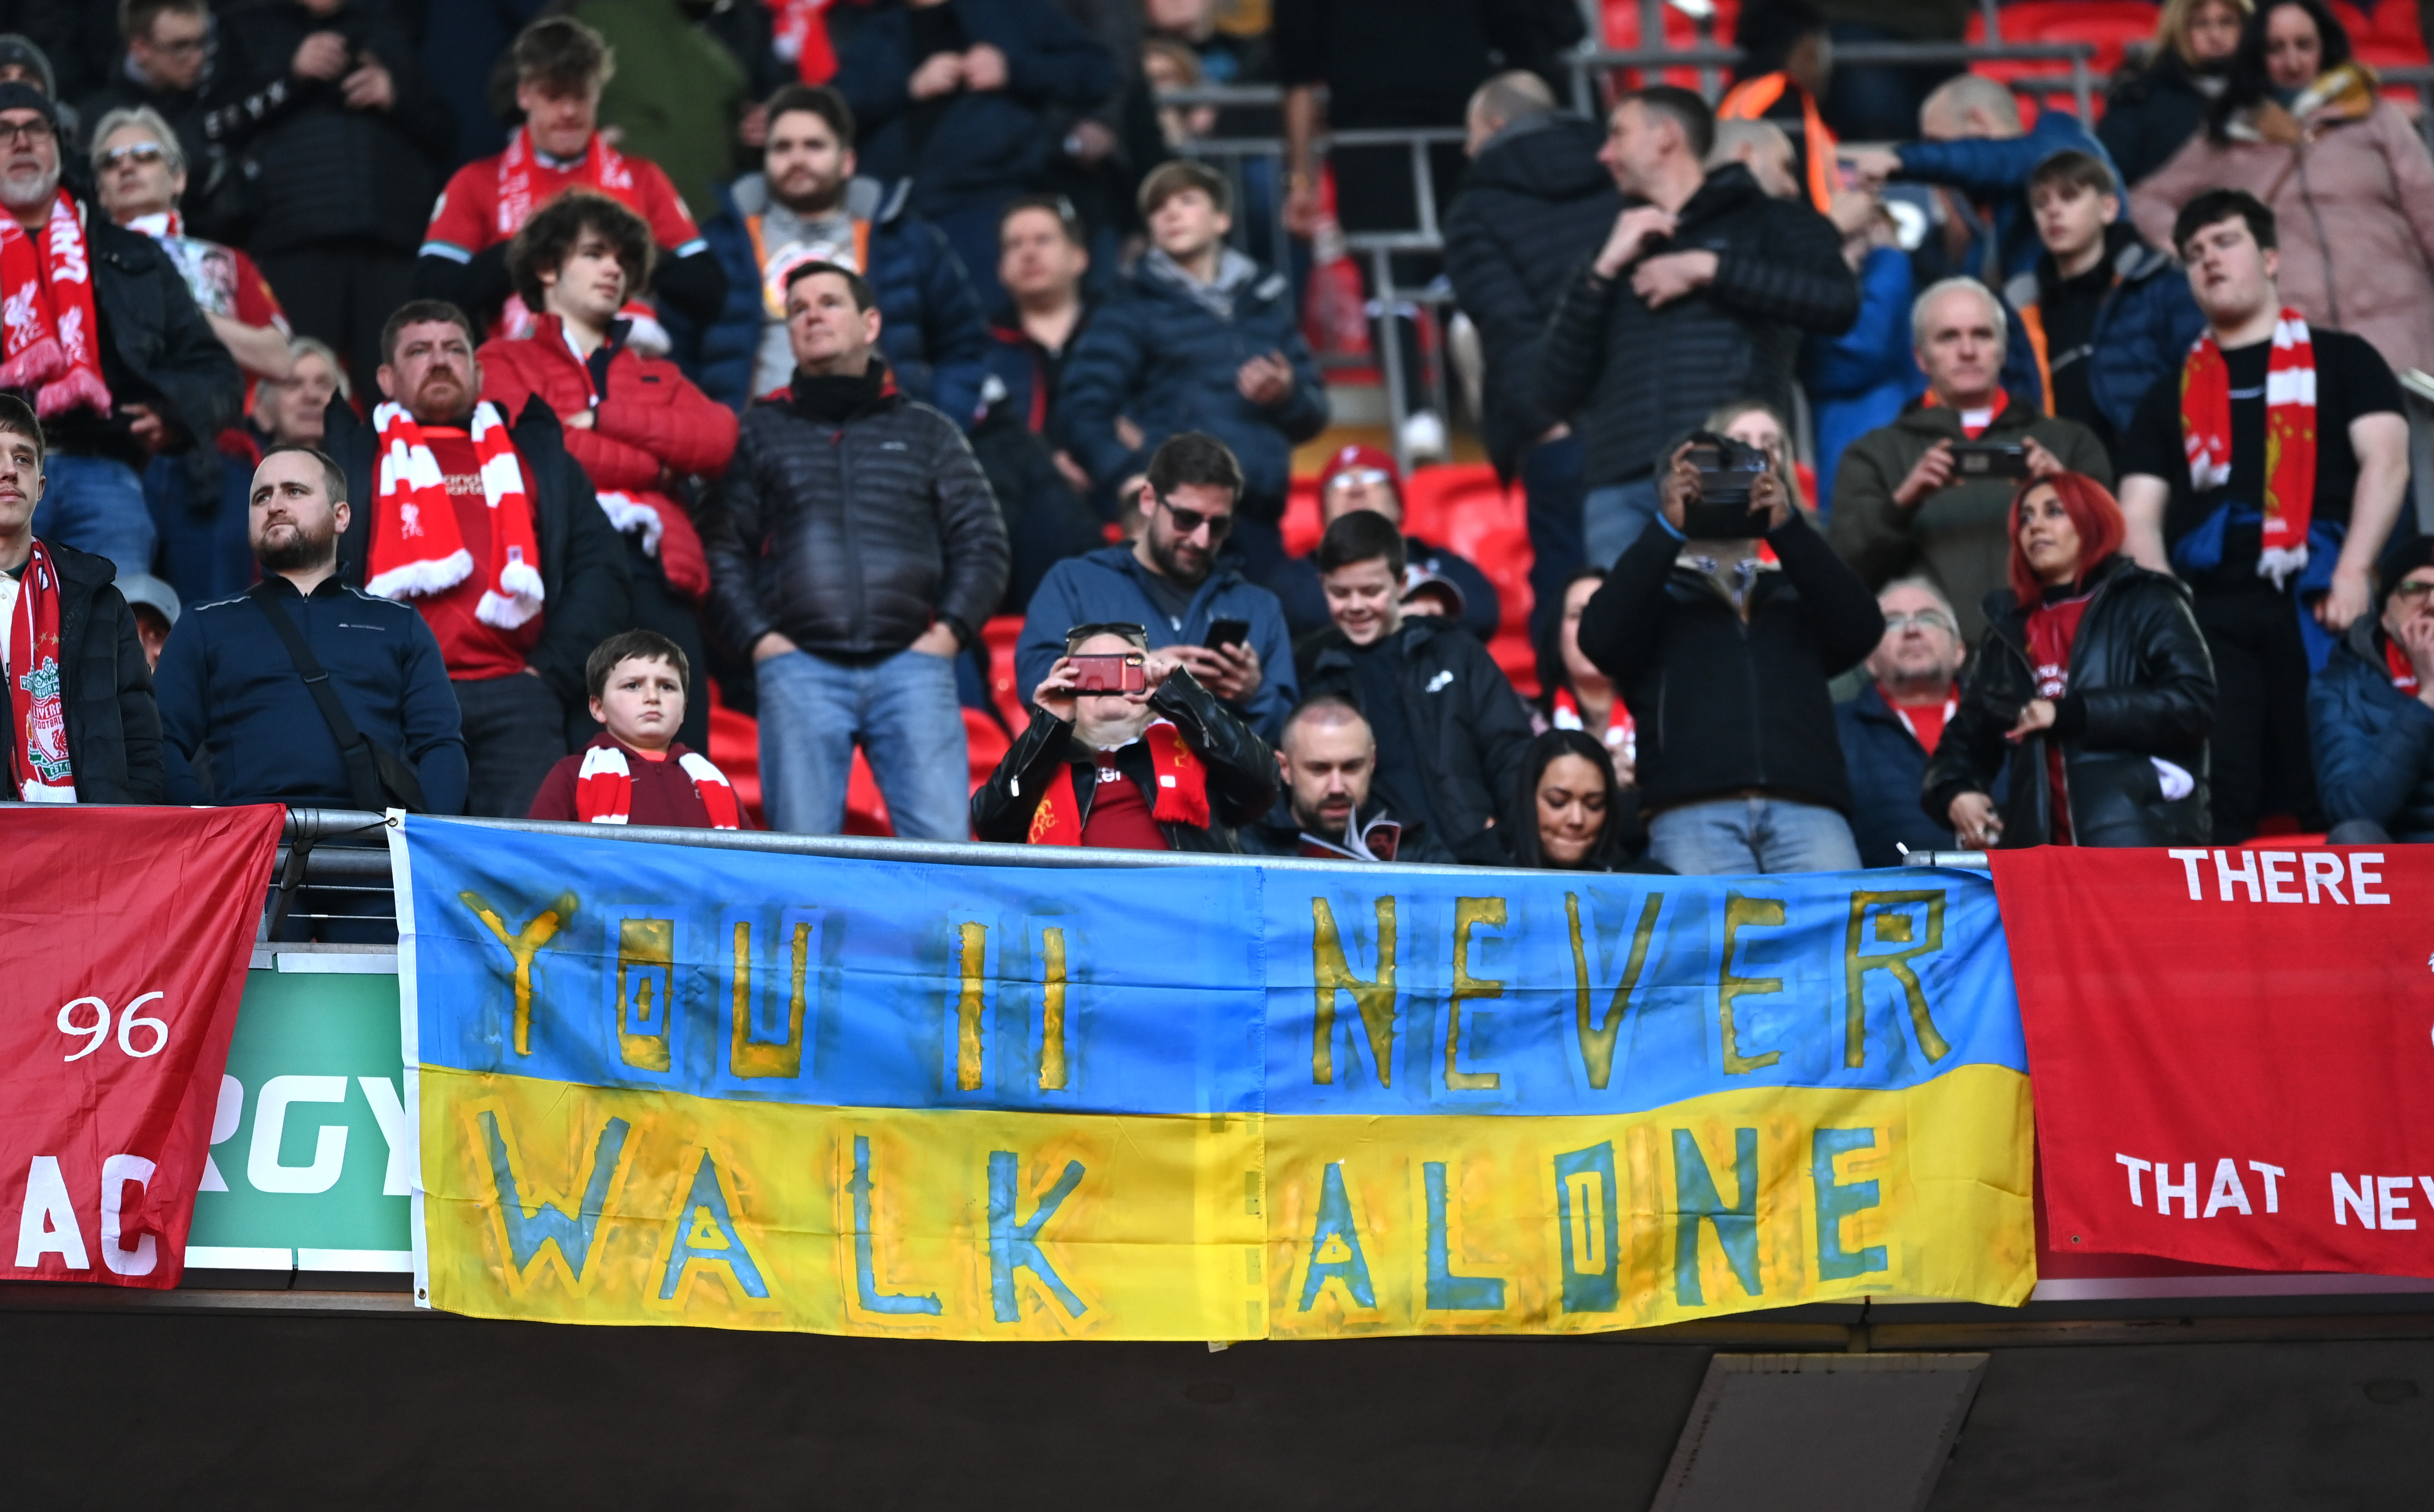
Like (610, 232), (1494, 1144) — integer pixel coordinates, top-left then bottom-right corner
(482, 190), (738, 752)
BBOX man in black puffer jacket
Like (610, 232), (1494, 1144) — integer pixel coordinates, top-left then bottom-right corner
(702, 260), (1009, 839)
(1537, 85), (1856, 573)
(0, 396), (161, 803)
(1577, 437), (1885, 875)
(1445, 71), (1618, 634)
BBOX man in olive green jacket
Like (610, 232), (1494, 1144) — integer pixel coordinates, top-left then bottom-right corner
(1828, 276), (2112, 639)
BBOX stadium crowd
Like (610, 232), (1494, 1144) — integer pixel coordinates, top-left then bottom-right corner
(12, 0), (2434, 905)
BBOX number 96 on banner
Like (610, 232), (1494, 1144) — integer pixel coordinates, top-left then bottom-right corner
(57, 992), (170, 1062)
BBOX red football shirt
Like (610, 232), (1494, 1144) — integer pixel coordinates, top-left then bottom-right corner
(2024, 592), (2092, 842)
(1077, 755), (1170, 851)
(422, 138), (704, 258)
(410, 430), (544, 681)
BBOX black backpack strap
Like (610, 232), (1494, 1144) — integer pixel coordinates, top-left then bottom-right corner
(247, 581), (422, 813)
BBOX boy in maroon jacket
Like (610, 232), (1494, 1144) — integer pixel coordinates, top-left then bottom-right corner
(528, 630), (748, 828)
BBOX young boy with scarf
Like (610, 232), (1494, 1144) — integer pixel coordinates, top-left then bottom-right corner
(0, 392), (161, 803)
(527, 629), (743, 828)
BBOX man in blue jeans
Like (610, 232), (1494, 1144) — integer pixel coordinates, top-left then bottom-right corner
(702, 260), (1009, 837)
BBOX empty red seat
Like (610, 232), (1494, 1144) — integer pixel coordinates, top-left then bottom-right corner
(1282, 475), (1324, 556)
(706, 682), (766, 829)
(964, 705), (1011, 795)
(982, 614), (1031, 735)
(1400, 461), (1504, 544)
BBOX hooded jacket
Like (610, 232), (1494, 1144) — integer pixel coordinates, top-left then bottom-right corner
(677, 173), (992, 422)
(326, 394), (633, 709)
(1923, 554), (2216, 848)
(1295, 615), (1540, 849)
(3, 538), (161, 803)
(699, 366), (1010, 659)
(1826, 395), (2114, 642)
(2309, 616), (2434, 841)
(2130, 98), (2434, 377)
(1536, 163), (1857, 491)
(2003, 222), (2208, 439)
(1059, 248), (1329, 510)
(1442, 112), (1621, 476)
(970, 666), (1275, 852)
(1576, 511), (1886, 817)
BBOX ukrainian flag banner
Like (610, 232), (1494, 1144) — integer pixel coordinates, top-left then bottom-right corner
(393, 818), (2033, 1340)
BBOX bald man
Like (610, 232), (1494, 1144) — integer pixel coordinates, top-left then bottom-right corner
(1241, 695), (1439, 860)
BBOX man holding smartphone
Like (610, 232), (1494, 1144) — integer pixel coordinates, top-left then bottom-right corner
(972, 622), (1277, 852)
(1020, 432), (1297, 741)
(1828, 276), (2111, 639)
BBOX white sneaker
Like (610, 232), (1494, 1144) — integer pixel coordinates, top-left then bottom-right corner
(1400, 408), (1447, 464)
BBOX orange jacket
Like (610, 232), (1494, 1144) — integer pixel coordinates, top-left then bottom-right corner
(1718, 73), (1839, 215)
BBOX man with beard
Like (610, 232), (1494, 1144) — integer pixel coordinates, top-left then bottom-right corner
(320, 299), (630, 817)
(155, 444), (465, 813)
(1016, 430), (1295, 742)
(0, 393), (161, 804)
(688, 83), (988, 422)
(0, 83), (239, 580)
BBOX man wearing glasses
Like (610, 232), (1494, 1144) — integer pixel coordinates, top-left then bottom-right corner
(972, 621), (1276, 852)
(1017, 431), (1297, 742)
(1836, 577), (1976, 867)
(91, 106), (293, 386)
(2309, 537), (2434, 845)
(0, 84), (238, 579)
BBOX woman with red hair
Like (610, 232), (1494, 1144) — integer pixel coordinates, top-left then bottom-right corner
(1923, 473), (2217, 848)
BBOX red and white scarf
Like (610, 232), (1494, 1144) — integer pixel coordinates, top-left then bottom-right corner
(492, 130), (666, 351)
(367, 400), (544, 627)
(1026, 720), (1208, 844)
(6, 540), (74, 801)
(0, 191), (109, 421)
(2183, 309), (2317, 586)
(575, 742), (741, 829)
(1552, 686), (1636, 768)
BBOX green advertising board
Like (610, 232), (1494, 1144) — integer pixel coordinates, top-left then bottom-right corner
(187, 952), (412, 1274)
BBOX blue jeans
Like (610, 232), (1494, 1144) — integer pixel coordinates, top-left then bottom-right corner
(1583, 478), (1661, 571)
(757, 647), (968, 839)
(1522, 433), (1585, 644)
(36, 454), (154, 578)
(1648, 795), (1863, 876)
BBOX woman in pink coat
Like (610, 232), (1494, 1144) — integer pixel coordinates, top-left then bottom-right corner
(2131, 0), (2434, 377)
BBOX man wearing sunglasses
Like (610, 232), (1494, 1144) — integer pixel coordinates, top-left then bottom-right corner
(0, 85), (239, 580)
(1837, 577), (1977, 866)
(92, 107), (294, 385)
(1017, 431), (1297, 742)
(2309, 536), (2434, 844)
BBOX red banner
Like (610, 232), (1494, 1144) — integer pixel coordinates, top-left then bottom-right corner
(1993, 844), (2434, 1276)
(0, 805), (283, 1288)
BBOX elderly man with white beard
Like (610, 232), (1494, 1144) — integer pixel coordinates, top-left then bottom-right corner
(0, 81), (239, 578)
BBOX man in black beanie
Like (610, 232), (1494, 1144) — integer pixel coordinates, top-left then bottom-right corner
(2309, 534), (2434, 843)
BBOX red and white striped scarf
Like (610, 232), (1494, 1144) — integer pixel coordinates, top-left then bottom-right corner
(6, 539), (74, 801)
(575, 742), (741, 829)
(0, 190), (109, 421)
(366, 400), (544, 627)
(1026, 720), (1207, 844)
(2183, 309), (2317, 586)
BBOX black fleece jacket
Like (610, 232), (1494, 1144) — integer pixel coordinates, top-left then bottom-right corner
(1536, 163), (1857, 490)
(1576, 512), (1884, 815)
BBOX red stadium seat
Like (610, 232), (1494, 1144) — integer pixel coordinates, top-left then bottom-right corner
(843, 749), (891, 836)
(964, 706), (1011, 795)
(1399, 461), (1504, 545)
(1282, 475), (1324, 556)
(1967, 2), (2159, 78)
(1600, 0), (1712, 91)
(982, 614), (1031, 735)
(707, 683), (766, 829)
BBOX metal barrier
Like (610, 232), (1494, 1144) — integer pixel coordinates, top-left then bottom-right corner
(262, 809), (1991, 941)
(1576, 39), (2104, 125)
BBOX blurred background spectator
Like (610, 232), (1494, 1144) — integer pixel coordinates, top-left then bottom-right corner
(2101, 0), (2253, 188)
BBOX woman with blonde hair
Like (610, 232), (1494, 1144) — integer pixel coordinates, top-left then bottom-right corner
(2100, 0), (2253, 186)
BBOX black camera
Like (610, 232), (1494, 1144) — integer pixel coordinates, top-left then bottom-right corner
(1681, 432), (1773, 538)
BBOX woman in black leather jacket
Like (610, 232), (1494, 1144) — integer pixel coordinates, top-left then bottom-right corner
(1923, 473), (2217, 849)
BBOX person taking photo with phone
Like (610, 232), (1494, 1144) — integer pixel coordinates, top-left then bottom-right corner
(972, 620), (1276, 852)
(1828, 276), (2112, 641)
(1577, 433), (1885, 874)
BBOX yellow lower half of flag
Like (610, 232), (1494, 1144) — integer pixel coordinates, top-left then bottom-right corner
(419, 1064), (2032, 1340)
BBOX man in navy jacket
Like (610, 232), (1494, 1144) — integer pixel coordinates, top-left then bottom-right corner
(1059, 161), (1327, 578)
(1836, 577), (1974, 866)
(155, 444), (466, 812)
(2310, 536), (2434, 843)
(1019, 432), (1296, 742)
